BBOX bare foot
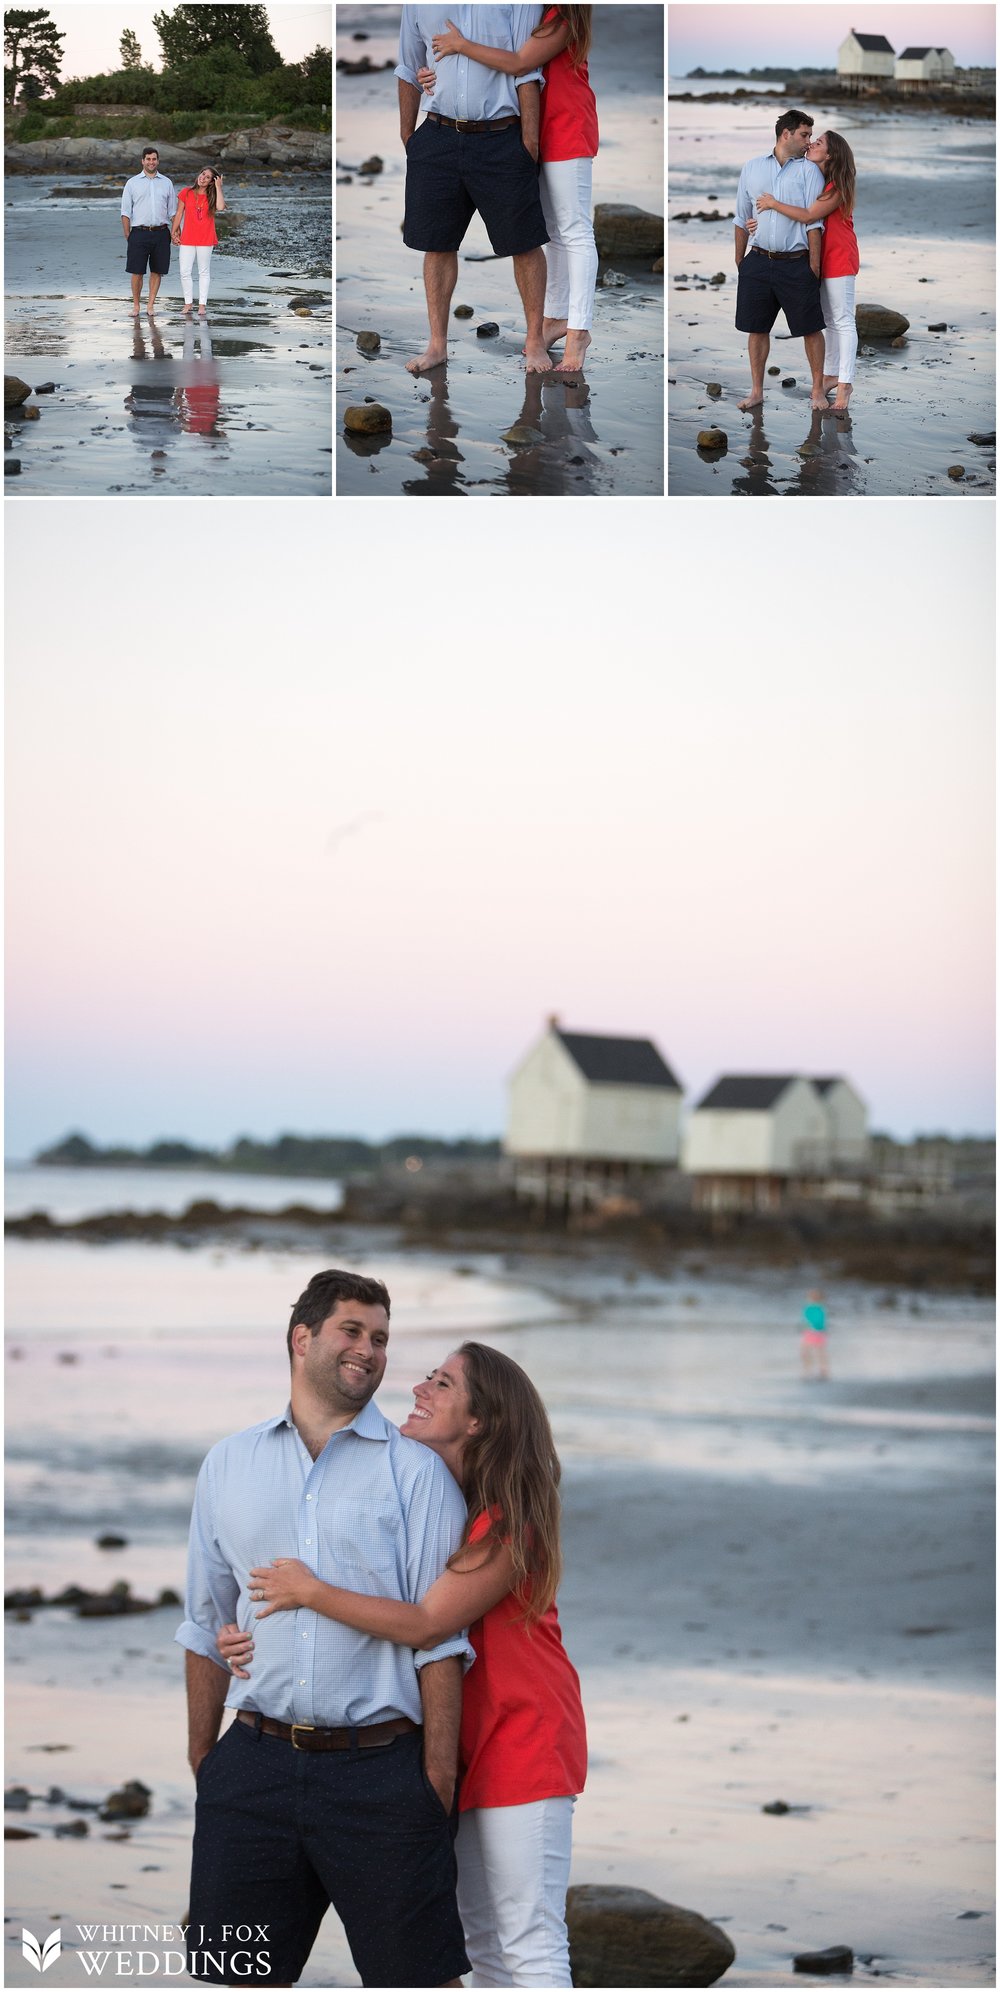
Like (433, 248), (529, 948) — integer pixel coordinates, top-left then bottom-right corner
(823, 373), (838, 393)
(182, 303), (194, 317)
(524, 339), (553, 373)
(553, 329), (592, 374)
(832, 383), (853, 413)
(198, 304), (207, 316)
(132, 305), (141, 319)
(737, 394), (763, 411)
(406, 345), (448, 374)
(810, 388), (827, 409)
(542, 315), (568, 347)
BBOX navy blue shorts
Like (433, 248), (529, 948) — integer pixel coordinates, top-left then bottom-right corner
(186, 1720), (468, 1987)
(736, 249), (824, 337)
(403, 117), (548, 257)
(126, 225), (172, 276)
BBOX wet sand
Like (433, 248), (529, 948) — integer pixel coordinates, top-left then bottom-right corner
(335, 5), (664, 497)
(667, 100), (996, 497)
(4, 1243), (994, 1987)
(4, 179), (332, 496)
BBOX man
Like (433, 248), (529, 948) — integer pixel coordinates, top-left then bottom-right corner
(734, 111), (826, 412)
(396, 6), (552, 375)
(175, 1269), (472, 1988)
(121, 147), (177, 318)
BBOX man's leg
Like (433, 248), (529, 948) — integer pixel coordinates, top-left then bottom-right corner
(738, 331), (769, 411)
(130, 272), (142, 317)
(148, 271), (161, 313)
(513, 247), (552, 373)
(804, 328), (826, 408)
(406, 251), (457, 375)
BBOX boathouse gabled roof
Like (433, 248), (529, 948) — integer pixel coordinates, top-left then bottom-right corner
(695, 1075), (801, 1112)
(898, 45), (934, 57)
(555, 1030), (682, 1091)
(850, 32), (895, 51)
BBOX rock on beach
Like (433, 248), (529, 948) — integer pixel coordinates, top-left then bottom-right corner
(567, 1885), (736, 1988)
(5, 376), (31, 407)
(593, 204), (664, 258)
(344, 403), (391, 435)
(855, 304), (910, 339)
(356, 331), (381, 355)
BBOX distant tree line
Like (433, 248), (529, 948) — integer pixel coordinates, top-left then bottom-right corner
(5, 4), (330, 129)
(35, 1131), (502, 1177)
(684, 66), (835, 80)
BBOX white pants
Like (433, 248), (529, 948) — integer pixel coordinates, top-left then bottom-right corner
(821, 274), (857, 384)
(179, 244), (214, 305)
(539, 158), (598, 332)
(456, 1798), (576, 1988)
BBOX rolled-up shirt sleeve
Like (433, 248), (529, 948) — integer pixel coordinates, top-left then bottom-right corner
(512, 3), (545, 84)
(735, 162), (753, 230)
(165, 178), (178, 219)
(395, 8), (425, 87)
(174, 1452), (240, 1667)
(405, 1462), (476, 1672)
(120, 180), (133, 221)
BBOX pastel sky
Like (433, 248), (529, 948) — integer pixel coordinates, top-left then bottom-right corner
(4, 504), (994, 1155)
(669, 5), (996, 74)
(45, 3), (332, 81)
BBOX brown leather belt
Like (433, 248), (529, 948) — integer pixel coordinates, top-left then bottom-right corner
(751, 248), (808, 261)
(237, 1711), (418, 1752)
(427, 112), (520, 133)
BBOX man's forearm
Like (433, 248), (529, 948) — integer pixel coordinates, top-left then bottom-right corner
(734, 223), (749, 267)
(399, 78), (421, 144)
(517, 79), (540, 158)
(185, 1650), (229, 1777)
(121, 217), (131, 238)
(418, 1656), (463, 1810)
(808, 230), (822, 278)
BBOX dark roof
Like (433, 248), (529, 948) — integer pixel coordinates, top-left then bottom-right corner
(851, 32), (895, 51)
(899, 46), (934, 57)
(555, 1030), (681, 1090)
(695, 1075), (800, 1112)
(812, 1076), (842, 1096)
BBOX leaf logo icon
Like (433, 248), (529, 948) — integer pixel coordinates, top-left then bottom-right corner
(22, 1928), (61, 1972)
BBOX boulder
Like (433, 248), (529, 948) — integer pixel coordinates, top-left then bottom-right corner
(594, 204), (664, 258)
(697, 428), (727, 451)
(567, 1885), (736, 1987)
(5, 376), (31, 407)
(854, 304), (910, 339)
(344, 403), (391, 435)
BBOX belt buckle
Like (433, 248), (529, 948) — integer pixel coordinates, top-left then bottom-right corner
(454, 117), (469, 130)
(290, 1724), (315, 1750)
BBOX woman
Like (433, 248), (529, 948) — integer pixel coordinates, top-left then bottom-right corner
(754, 130), (859, 412)
(424, 8), (599, 374)
(171, 166), (225, 316)
(218, 1343), (586, 1989)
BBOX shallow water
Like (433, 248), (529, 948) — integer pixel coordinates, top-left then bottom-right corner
(4, 178), (332, 495)
(335, 4), (664, 496)
(667, 101), (996, 496)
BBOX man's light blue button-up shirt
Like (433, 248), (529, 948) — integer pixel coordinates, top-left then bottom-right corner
(120, 171), (177, 227)
(396, 6), (545, 124)
(175, 1398), (474, 1727)
(735, 151), (825, 254)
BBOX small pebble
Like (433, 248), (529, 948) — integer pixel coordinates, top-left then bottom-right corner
(767, 366), (780, 375)
(928, 322), (947, 332)
(476, 322), (499, 338)
(781, 377), (795, 388)
(706, 382), (722, 397)
(357, 331), (381, 355)
(454, 305), (474, 319)
(947, 465), (965, 480)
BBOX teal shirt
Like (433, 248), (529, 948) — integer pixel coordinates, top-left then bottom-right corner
(802, 1303), (827, 1333)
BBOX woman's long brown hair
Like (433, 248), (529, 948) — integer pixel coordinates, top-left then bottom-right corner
(823, 131), (856, 218)
(538, 4), (592, 69)
(197, 169), (219, 213)
(451, 1342), (563, 1624)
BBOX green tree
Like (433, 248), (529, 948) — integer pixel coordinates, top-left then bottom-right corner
(119, 26), (143, 69)
(4, 7), (65, 103)
(153, 4), (279, 77)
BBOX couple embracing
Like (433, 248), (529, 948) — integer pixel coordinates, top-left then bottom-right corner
(397, 6), (599, 376)
(177, 1268), (586, 1988)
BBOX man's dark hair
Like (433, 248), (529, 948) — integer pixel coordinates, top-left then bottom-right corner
(775, 109), (813, 140)
(141, 145), (159, 160)
(287, 1269), (391, 1358)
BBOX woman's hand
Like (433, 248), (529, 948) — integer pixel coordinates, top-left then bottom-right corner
(431, 21), (466, 58)
(755, 192), (776, 212)
(417, 65), (437, 94)
(745, 215), (758, 235)
(248, 1558), (318, 1617)
(217, 1621), (254, 1678)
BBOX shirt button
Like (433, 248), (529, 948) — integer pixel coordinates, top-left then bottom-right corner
(299, 1679), (306, 1686)
(302, 1631), (308, 1639)
(304, 1539), (312, 1546)
(306, 1494), (313, 1501)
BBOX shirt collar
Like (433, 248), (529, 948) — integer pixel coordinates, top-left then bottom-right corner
(269, 1398), (392, 1444)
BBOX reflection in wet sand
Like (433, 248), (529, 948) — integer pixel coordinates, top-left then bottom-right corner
(728, 401), (861, 497)
(395, 364), (615, 496)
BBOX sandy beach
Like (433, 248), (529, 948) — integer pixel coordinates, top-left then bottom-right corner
(335, 5), (664, 497)
(667, 97), (996, 497)
(4, 1182), (994, 1988)
(4, 178), (332, 496)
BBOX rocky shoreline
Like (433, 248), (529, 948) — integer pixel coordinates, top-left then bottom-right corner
(5, 121), (331, 174)
(668, 86), (995, 118)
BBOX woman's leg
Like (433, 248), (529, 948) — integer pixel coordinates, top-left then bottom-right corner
(197, 245), (213, 309)
(544, 158), (597, 370)
(828, 274), (857, 402)
(461, 1798), (576, 1988)
(820, 277), (839, 386)
(456, 1812), (514, 1989)
(179, 245), (195, 311)
(539, 165), (570, 344)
